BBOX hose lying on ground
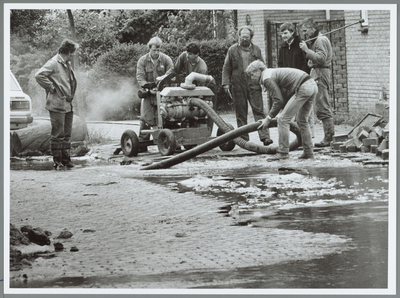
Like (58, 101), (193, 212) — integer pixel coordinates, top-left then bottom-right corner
(141, 122), (261, 170)
(141, 100), (302, 170)
(141, 73), (302, 170)
(188, 97), (301, 153)
(182, 73), (302, 153)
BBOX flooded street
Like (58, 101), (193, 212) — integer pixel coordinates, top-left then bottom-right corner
(145, 166), (389, 288)
(8, 118), (391, 291)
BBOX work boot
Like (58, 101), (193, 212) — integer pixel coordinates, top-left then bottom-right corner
(315, 118), (335, 147)
(61, 142), (75, 168)
(51, 143), (63, 170)
(262, 139), (273, 146)
(298, 152), (315, 160)
(267, 153), (289, 162)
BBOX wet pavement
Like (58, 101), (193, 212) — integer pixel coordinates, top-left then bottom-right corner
(7, 115), (391, 292)
(8, 160), (389, 290)
(151, 166), (389, 288)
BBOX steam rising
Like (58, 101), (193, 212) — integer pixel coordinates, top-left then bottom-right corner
(84, 77), (139, 121)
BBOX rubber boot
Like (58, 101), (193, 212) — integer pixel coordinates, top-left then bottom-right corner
(315, 118), (335, 147)
(61, 142), (75, 168)
(51, 143), (63, 170)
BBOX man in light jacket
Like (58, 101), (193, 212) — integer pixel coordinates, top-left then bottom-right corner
(35, 38), (79, 170)
(136, 37), (174, 142)
(246, 60), (317, 161)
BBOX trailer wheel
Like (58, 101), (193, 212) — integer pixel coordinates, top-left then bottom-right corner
(217, 123), (236, 152)
(157, 129), (176, 156)
(121, 130), (140, 157)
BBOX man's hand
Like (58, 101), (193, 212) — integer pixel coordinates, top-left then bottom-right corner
(257, 117), (271, 130)
(223, 85), (232, 99)
(156, 75), (166, 83)
(299, 41), (309, 53)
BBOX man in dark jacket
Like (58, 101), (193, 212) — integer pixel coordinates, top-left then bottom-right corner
(174, 42), (208, 81)
(222, 26), (272, 146)
(278, 22), (314, 137)
(278, 22), (310, 73)
(35, 39), (79, 170)
(299, 17), (335, 147)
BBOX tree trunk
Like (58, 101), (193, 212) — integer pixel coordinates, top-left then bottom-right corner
(67, 9), (78, 70)
(67, 9), (88, 137)
(12, 115), (87, 155)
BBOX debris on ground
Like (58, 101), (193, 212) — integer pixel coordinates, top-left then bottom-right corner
(10, 224), (78, 272)
(330, 113), (389, 161)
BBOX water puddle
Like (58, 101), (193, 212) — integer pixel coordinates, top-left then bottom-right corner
(144, 166), (388, 227)
(142, 166), (389, 288)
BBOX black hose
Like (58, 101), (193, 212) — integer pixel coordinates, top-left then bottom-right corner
(189, 97), (301, 153)
(141, 122), (260, 170)
(141, 98), (302, 170)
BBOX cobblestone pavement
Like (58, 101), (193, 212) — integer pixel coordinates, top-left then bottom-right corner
(9, 164), (354, 289)
(8, 114), (368, 289)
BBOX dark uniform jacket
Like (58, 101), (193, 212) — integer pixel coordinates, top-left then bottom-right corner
(278, 35), (310, 74)
(222, 43), (264, 92)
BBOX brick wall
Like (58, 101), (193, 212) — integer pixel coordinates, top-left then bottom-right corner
(237, 9), (391, 116)
(344, 10), (391, 114)
(237, 10), (345, 63)
(238, 10), (348, 113)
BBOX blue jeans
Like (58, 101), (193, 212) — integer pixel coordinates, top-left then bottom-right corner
(277, 80), (318, 154)
(49, 111), (73, 147)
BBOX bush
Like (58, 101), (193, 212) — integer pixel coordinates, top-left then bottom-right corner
(84, 39), (235, 121)
(161, 39), (235, 112)
(82, 43), (148, 120)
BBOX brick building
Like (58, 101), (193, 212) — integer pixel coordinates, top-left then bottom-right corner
(237, 9), (391, 117)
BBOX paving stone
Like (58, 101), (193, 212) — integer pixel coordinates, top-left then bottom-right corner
(10, 167), (355, 285)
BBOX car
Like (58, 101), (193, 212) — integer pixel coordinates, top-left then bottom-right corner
(10, 72), (33, 130)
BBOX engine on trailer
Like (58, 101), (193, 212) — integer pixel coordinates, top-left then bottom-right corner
(159, 96), (212, 122)
(157, 86), (215, 129)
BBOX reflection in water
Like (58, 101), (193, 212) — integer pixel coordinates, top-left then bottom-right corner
(146, 166), (389, 288)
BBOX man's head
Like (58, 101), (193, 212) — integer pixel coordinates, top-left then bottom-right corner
(186, 42), (200, 62)
(245, 60), (267, 83)
(280, 22), (295, 43)
(58, 39), (79, 62)
(147, 36), (163, 60)
(238, 25), (254, 48)
(300, 18), (319, 40)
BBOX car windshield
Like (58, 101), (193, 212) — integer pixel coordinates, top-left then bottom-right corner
(10, 74), (21, 91)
